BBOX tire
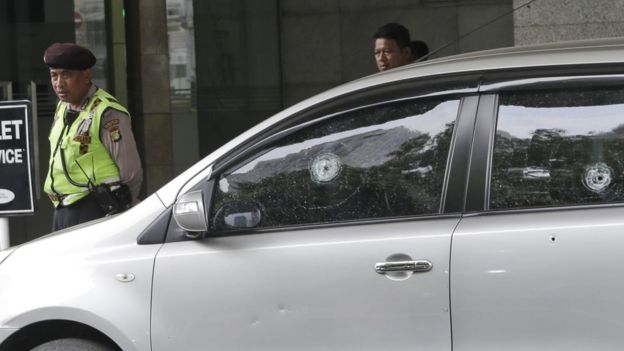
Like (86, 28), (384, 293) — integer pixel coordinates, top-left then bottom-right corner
(30, 338), (116, 351)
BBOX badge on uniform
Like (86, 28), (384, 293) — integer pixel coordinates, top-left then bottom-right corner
(80, 144), (89, 155)
(109, 126), (122, 142)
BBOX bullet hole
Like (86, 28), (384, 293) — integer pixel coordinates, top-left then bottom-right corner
(583, 162), (613, 193)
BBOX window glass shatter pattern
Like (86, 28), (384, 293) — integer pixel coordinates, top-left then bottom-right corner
(212, 98), (459, 230)
(491, 87), (624, 209)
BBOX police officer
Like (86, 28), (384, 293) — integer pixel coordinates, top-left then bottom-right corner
(43, 42), (143, 230)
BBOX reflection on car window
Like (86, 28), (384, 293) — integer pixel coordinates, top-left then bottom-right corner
(491, 87), (624, 209)
(212, 98), (459, 230)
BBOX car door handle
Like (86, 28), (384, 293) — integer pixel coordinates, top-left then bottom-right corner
(375, 260), (432, 274)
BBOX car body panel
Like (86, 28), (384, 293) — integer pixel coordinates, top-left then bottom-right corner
(0, 194), (165, 351)
(0, 247), (15, 265)
(451, 206), (624, 350)
(0, 329), (16, 346)
(151, 218), (457, 350)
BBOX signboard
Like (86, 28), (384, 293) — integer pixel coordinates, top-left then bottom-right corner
(0, 101), (35, 215)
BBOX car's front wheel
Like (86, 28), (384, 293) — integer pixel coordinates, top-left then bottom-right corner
(31, 338), (118, 351)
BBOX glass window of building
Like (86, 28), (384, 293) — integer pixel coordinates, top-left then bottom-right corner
(74, 0), (107, 89)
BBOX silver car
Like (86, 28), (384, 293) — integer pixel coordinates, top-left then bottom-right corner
(2, 38), (624, 351)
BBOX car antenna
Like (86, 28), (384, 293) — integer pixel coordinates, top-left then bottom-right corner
(416, 0), (540, 62)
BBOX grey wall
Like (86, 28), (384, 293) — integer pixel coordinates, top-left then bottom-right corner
(194, 0), (283, 156)
(194, 0), (514, 156)
(514, 0), (624, 45)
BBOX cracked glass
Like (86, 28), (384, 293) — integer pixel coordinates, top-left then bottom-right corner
(491, 86), (624, 209)
(212, 97), (459, 230)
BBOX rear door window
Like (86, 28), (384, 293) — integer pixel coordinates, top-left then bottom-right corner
(490, 87), (624, 209)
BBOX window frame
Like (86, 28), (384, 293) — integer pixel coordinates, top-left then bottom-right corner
(195, 85), (481, 237)
(157, 76), (480, 242)
(210, 95), (470, 231)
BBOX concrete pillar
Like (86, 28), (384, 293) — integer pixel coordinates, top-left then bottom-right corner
(106, 0), (128, 106)
(125, 0), (173, 196)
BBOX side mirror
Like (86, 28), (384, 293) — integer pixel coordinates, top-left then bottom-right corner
(173, 190), (208, 235)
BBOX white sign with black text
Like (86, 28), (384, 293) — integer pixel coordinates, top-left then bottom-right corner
(0, 101), (35, 214)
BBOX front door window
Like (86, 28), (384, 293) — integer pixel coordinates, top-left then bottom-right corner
(212, 97), (460, 230)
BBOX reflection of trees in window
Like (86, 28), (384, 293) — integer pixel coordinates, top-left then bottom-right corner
(491, 88), (624, 210)
(383, 122), (455, 215)
(213, 98), (458, 230)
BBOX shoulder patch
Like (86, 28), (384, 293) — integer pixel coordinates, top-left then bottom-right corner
(103, 119), (120, 130)
(109, 126), (122, 142)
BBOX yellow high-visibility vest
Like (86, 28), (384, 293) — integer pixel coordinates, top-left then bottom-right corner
(44, 89), (129, 206)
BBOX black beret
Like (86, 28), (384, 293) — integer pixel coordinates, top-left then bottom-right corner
(43, 43), (96, 70)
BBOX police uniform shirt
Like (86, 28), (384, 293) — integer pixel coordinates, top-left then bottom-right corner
(101, 107), (143, 205)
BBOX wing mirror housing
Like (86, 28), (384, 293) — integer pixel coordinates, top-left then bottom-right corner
(173, 190), (208, 236)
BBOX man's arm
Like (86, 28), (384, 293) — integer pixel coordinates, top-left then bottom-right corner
(100, 109), (143, 204)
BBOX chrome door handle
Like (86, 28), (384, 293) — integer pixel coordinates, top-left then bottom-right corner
(375, 260), (432, 274)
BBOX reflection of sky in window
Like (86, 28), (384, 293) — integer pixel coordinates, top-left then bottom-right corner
(498, 104), (624, 139)
(234, 100), (459, 175)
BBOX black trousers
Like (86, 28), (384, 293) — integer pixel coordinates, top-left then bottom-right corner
(52, 194), (107, 231)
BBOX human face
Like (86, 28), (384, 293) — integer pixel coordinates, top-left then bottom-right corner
(374, 38), (411, 72)
(50, 68), (92, 110)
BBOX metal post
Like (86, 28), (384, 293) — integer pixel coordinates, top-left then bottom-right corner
(0, 218), (9, 250)
(28, 81), (40, 200)
(0, 81), (12, 250)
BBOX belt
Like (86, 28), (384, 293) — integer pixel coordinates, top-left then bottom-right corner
(47, 182), (123, 204)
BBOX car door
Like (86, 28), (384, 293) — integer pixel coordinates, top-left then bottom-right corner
(150, 92), (477, 350)
(451, 76), (624, 350)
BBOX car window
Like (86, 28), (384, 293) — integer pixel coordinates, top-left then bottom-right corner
(490, 87), (624, 209)
(211, 97), (460, 230)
